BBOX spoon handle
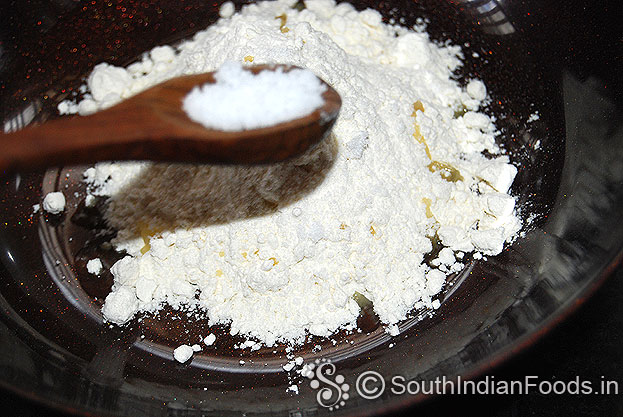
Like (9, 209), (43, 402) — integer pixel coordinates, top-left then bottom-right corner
(0, 68), (342, 175)
(0, 104), (161, 174)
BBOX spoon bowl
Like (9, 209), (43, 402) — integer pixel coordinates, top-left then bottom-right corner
(0, 64), (341, 174)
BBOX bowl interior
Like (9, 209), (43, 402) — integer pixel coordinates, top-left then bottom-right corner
(1, 1), (622, 416)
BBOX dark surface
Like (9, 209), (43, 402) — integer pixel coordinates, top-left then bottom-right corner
(0, 0), (622, 416)
(413, 265), (623, 416)
(5, 264), (623, 417)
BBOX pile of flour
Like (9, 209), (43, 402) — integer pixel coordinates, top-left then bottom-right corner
(65, 0), (521, 346)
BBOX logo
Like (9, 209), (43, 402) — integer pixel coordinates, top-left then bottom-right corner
(355, 370), (385, 400)
(307, 359), (350, 410)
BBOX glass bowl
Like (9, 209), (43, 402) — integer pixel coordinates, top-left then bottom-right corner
(0, 0), (621, 415)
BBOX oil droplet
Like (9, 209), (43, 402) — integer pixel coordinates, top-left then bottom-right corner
(353, 291), (373, 308)
(137, 222), (160, 254)
(412, 100), (425, 114)
(427, 161), (464, 182)
(411, 101), (464, 183)
(453, 105), (468, 119)
(411, 102), (432, 160)
(353, 292), (380, 333)
(275, 14), (290, 33)
(422, 198), (434, 218)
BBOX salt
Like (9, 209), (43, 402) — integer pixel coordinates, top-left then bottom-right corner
(182, 61), (326, 131)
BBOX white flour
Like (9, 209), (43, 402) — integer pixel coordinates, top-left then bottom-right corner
(86, 258), (103, 275)
(173, 344), (195, 363)
(42, 191), (66, 214)
(67, 0), (521, 346)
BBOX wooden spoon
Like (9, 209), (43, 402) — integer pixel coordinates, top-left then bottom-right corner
(0, 65), (341, 174)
